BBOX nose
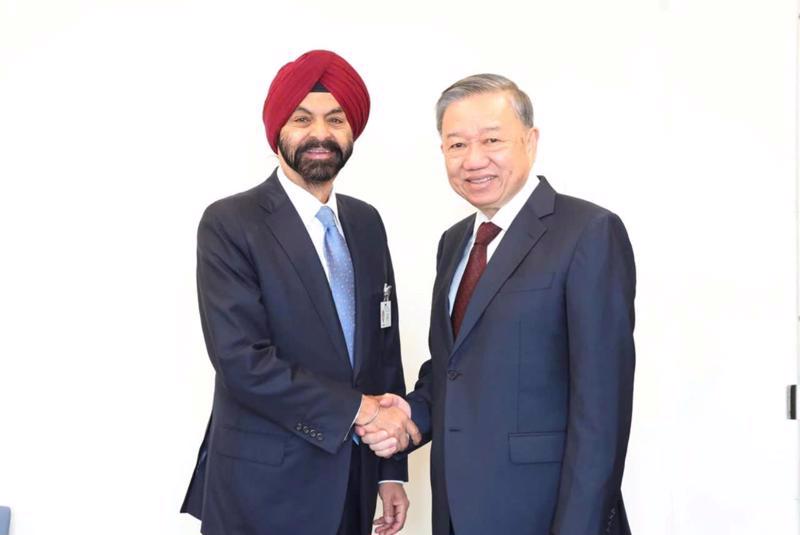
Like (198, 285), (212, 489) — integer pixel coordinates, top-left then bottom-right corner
(309, 117), (333, 140)
(462, 143), (489, 170)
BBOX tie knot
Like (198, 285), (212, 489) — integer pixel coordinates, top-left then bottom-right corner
(315, 206), (337, 230)
(474, 222), (502, 246)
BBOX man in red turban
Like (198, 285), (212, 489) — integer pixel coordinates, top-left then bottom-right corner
(181, 50), (419, 535)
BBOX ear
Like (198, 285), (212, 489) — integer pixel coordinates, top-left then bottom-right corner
(526, 127), (540, 161)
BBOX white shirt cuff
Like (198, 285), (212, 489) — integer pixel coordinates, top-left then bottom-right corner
(345, 397), (363, 442)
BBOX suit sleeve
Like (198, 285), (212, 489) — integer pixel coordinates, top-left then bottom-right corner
(374, 209), (410, 482)
(403, 231), (446, 448)
(551, 212), (636, 535)
(196, 204), (362, 455)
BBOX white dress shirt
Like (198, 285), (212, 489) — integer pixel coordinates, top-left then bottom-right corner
(276, 167), (345, 281)
(448, 176), (539, 315)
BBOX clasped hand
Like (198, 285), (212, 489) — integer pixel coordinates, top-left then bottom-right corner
(355, 394), (421, 458)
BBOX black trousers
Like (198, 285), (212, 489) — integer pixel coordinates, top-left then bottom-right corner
(337, 442), (362, 535)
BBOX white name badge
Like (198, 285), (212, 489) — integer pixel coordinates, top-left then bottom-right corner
(380, 301), (392, 329)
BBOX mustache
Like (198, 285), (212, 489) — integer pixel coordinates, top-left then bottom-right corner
(295, 138), (344, 159)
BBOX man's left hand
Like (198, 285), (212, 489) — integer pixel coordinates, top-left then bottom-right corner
(374, 482), (409, 535)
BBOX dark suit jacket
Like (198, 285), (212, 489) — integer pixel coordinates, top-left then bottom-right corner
(181, 170), (408, 535)
(407, 176), (635, 535)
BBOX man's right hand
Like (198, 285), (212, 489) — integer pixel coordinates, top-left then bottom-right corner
(355, 394), (421, 457)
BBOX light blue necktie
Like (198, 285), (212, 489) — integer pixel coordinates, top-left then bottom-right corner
(315, 206), (356, 368)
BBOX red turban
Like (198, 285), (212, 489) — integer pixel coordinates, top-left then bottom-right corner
(262, 50), (371, 154)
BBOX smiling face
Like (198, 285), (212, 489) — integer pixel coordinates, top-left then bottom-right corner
(277, 92), (354, 188)
(440, 91), (539, 218)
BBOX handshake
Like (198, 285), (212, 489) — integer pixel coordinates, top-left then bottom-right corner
(354, 394), (422, 458)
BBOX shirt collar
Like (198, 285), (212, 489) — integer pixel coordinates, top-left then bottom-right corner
(276, 166), (339, 227)
(473, 174), (538, 233)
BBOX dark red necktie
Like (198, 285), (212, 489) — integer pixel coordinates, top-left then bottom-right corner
(451, 222), (502, 337)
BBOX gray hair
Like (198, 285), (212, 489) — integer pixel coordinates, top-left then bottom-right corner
(435, 73), (534, 133)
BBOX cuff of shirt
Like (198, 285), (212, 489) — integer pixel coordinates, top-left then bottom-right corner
(344, 397), (363, 442)
(378, 480), (405, 485)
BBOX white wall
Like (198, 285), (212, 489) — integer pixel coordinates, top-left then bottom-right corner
(0, 1), (797, 534)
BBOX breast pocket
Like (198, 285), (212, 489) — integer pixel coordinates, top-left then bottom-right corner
(499, 271), (554, 294)
(214, 425), (286, 466)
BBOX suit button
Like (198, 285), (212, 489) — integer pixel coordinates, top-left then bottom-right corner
(447, 370), (461, 381)
(296, 423), (303, 432)
(317, 433), (324, 441)
(303, 426), (310, 434)
(310, 430), (317, 438)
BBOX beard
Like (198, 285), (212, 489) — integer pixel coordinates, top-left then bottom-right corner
(278, 136), (353, 185)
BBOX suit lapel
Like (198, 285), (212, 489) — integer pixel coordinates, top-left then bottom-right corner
(337, 197), (370, 379)
(450, 176), (556, 359)
(257, 171), (352, 372)
(434, 216), (475, 353)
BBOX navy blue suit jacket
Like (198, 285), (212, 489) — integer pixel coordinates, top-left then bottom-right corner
(407, 176), (635, 535)
(181, 170), (408, 535)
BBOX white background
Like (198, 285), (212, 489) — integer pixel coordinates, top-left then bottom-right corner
(0, 1), (798, 534)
